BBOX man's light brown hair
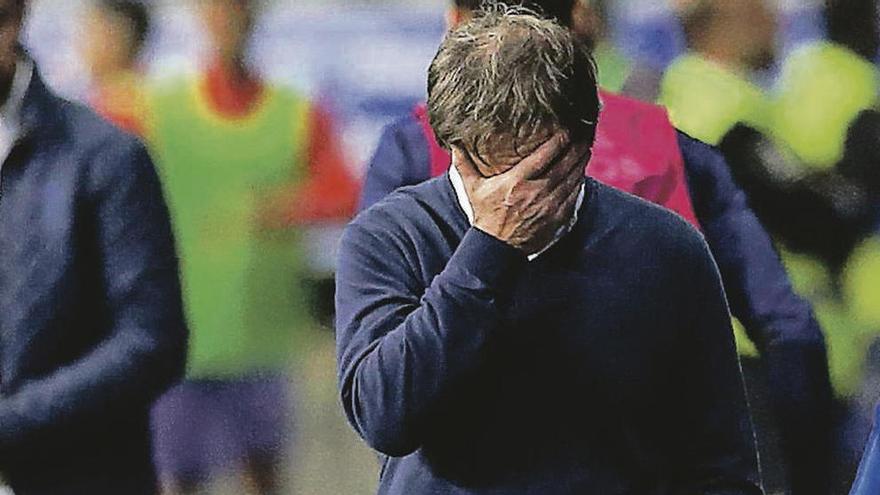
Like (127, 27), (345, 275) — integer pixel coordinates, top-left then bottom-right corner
(427, 2), (600, 163)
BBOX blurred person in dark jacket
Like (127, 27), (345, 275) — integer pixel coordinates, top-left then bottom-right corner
(360, 0), (833, 493)
(82, 0), (151, 135)
(691, 1), (880, 486)
(338, 6), (762, 493)
(0, 0), (187, 493)
(719, 113), (880, 494)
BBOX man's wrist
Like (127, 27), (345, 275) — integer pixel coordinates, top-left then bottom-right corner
(450, 227), (527, 289)
(473, 219), (539, 255)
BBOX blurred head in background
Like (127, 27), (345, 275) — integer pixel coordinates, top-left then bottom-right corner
(0, 0), (25, 92)
(570, 0), (609, 50)
(82, 0), (150, 82)
(825, 0), (879, 60)
(674, 0), (777, 71)
(449, 0), (608, 48)
(198, 0), (258, 68)
(449, 0), (576, 30)
(448, 0), (639, 93)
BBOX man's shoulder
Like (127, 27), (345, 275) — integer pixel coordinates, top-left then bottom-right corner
(348, 175), (452, 238)
(63, 101), (145, 161)
(592, 179), (705, 249)
(40, 93), (151, 187)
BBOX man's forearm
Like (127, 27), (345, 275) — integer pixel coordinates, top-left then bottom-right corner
(337, 227), (525, 456)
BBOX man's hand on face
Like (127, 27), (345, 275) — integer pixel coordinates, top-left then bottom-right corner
(452, 132), (590, 256)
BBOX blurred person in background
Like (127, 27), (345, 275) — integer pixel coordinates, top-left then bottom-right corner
(569, 0), (663, 101)
(658, 0), (777, 146)
(0, 0), (188, 493)
(568, 0), (629, 93)
(145, 0), (358, 493)
(82, 0), (150, 135)
(658, 0), (880, 490)
(360, 0), (833, 493)
(337, 6), (763, 493)
(765, 0), (880, 488)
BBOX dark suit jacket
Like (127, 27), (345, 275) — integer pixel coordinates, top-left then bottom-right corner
(0, 68), (187, 494)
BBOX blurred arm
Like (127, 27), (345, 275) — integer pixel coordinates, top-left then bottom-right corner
(672, 234), (764, 495)
(0, 139), (188, 454)
(679, 131), (832, 494)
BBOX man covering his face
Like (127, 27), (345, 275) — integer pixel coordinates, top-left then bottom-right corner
(335, 5), (762, 494)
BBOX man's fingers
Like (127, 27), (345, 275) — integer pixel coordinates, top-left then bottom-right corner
(547, 162), (585, 215)
(509, 140), (586, 204)
(514, 131), (570, 180)
(545, 141), (591, 189)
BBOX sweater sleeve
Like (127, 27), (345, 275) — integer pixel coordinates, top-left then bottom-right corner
(679, 131), (832, 493)
(671, 233), (764, 495)
(335, 220), (525, 457)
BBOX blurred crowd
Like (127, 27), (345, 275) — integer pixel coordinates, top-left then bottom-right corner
(14, 0), (880, 493)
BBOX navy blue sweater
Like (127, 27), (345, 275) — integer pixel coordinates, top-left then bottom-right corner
(361, 114), (832, 492)
(336, 175), (763, 494)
